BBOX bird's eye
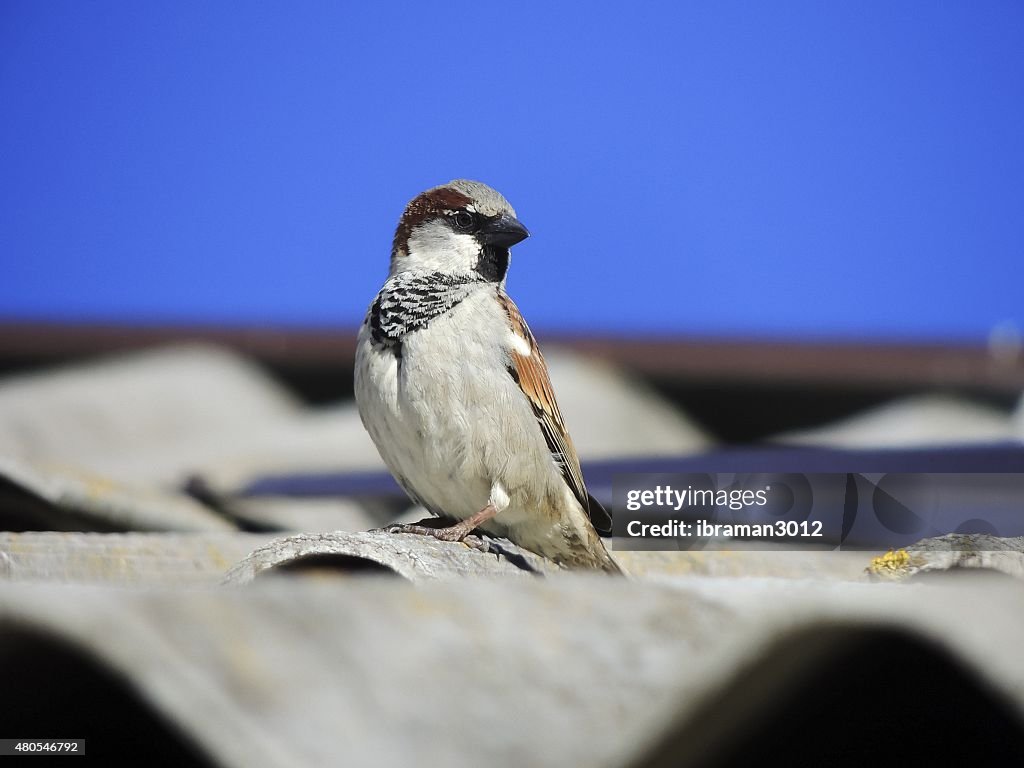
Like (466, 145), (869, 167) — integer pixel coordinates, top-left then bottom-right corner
(452, 211), (476, 231)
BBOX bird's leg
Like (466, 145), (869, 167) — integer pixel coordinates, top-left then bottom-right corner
(382, 503), (498, 545)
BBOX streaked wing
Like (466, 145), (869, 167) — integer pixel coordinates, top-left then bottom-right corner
(497, 292), (611, 535)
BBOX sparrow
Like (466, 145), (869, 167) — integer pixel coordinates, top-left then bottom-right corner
(354, 179), (621, 573)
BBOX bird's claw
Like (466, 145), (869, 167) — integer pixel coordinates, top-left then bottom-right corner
(460, 535), (491, 553)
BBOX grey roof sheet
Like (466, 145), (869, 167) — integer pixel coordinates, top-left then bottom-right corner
(1, 576), (1022, 767)
(1, 344), (1022, 766)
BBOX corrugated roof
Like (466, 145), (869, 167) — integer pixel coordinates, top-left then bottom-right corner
(0, 344), (1021, 766)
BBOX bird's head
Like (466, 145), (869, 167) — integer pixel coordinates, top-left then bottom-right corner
(390, 179), (529, 282)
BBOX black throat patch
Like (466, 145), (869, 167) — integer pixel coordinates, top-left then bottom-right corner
(367, 272), (479, 358)
(474, 246), (510, 282)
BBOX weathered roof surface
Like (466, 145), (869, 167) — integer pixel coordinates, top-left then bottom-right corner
(865, 533), (1024, 581)
(774, 393), (1024, 447)
(0, 526), (867, 586)
(0, 531), (276, 585)
(1, 344), (1023, 766)
(0, 455), (235, 532)
(0, 344), (711, 497)
(0, 575), (1022, 767)
(223, 530), (563, 582)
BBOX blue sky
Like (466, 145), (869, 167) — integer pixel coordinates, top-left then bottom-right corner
(1, 2), (1022, 341)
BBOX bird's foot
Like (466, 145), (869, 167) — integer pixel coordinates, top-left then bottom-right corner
(375, 523), (490, 552)
(373, 505), (498, 551)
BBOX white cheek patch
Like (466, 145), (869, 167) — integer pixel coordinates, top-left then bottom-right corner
(406, 220), (481, 273)
(509, 331), (532, 357)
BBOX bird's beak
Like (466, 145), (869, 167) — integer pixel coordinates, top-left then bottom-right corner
(479, 213), (530, 248)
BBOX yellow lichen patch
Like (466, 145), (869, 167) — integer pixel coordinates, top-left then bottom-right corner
(866, 548), (922, 581)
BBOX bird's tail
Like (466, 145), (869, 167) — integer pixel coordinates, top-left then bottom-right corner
(581, 529), (624, 575)
(599, 545), (625, 576)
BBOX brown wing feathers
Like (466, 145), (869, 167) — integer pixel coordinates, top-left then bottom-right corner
(498, 293), (610, 534)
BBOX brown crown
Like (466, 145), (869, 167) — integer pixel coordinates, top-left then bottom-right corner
(392, 186), (474, 258)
